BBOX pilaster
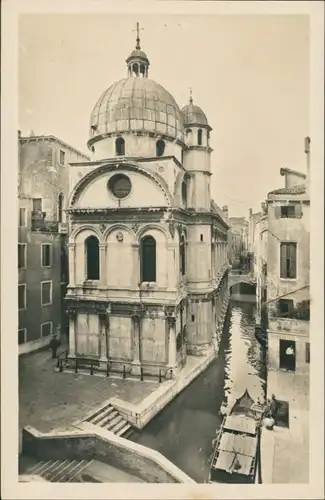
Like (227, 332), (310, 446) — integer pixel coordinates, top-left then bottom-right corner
(68, 243), (76, 286)
(131, 313), (141, 375)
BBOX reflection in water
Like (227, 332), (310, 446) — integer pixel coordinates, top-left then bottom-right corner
(130, 297), (266, 483)
(224, 300), (266, 407)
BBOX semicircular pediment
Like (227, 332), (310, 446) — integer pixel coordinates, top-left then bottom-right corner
(69, 161), (173, 209)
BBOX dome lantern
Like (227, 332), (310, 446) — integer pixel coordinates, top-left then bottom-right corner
(126, 22), (150, 78)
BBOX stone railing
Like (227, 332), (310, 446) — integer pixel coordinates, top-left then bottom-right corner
(268, 317), (309, 336)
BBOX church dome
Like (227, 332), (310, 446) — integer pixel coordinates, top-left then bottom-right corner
(181, 102), (209, 127)
(126, 49), (149, 61)
(88, 77), (184, 147)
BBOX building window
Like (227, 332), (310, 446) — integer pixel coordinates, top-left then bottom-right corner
(18, 328), (26, 345)
(277, 204), (302, 219)
(185, 129), (192, 144)
(18, 284), (26, 310)
(156, 140), (165, 157)
(19, 208), (26, 227)
(305, 342), (310, 364)
(41, 244), (52, 267)
(32, 198), (42, 211)
(191, 314), (195, 322)
(58, 193), (64, 222)
(180, 235), (186, 276)
(41, 281), (52, 306)
(85, 236), (100, 280)
(108, 174), (131, 199)
(197, 129), (203, 146)
(181, 180), (187, 207)
(280, 205), (295, 218)
(280, 242), (297, 279)
(278, 299), (294, 317)
(200, 234), (204, 242)
(47, 146), (53, 164)
(279, 339), (296, 371)
(41, 322), (53, 338)
(59, 150), (66, 165)
(115, 137), (125, 156)
(140, 236), (156, 282)
(18, 244), (26, 269)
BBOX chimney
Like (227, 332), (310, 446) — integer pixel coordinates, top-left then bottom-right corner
(304, 136), (310, 195)
(18, 130), (21, 138)
(222, 205), (228, 218)
(249, 208), (253, 218)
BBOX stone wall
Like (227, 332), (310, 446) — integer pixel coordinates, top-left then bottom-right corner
(22, 425), (195, 484)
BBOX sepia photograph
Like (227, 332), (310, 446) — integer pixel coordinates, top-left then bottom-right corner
(1, 1), (324, 499)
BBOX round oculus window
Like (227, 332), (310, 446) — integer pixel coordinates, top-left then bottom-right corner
(108, 173), (132, 199)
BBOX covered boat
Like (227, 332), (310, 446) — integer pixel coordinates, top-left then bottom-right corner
(209, 390), (262, 484)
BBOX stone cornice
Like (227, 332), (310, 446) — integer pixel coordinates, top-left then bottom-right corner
(186, 146), (214, 154)
(87, 131), (186, 150)
(19, 135), (90, 160)
(68, 207), (229, 233)
(69, 154), (185, 172)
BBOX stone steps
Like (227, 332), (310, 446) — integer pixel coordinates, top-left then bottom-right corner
(85, 403), (131, 437)
(26, 459), (92, 482)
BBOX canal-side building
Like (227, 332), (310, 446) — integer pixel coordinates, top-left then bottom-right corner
(229, 216), (249, 269)
(254, 204), (268, 327)
(247, 208), (262, 273)
(265, 139), (310, 456)
(65, 30), (230, 378)
(18, 132), (89, 354)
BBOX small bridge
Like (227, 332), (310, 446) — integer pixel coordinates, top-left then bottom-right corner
(228, 271), (257, 289)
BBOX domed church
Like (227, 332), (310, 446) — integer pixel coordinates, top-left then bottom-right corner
(65, 25), (230, 378)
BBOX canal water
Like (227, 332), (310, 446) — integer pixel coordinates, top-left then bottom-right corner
(129, 295), (266, 483)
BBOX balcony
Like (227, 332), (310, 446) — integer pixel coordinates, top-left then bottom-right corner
(268, 317), (309, 336)
(31, 210), (59, 233)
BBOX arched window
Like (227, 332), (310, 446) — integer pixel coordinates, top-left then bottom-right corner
(181, 180), (187, 207)
(85, 235), (100, 280)
(180, 235), (186, 276)
(156, 140), (165, 157)
(115, 137), (125, 156)
(185, 129), (192, 145)
(58, 192), (64, 223)
(198, 129), (203, 146)
(140, 236), (156, 282)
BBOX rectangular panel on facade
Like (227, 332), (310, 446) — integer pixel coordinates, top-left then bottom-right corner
(140, 317), (166, 363)
(109, 316), (132, 360)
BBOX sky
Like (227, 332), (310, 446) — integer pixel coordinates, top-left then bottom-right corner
(18, 14), (310, 216)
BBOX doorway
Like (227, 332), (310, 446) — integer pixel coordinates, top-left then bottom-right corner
(279, 339), (296, 371)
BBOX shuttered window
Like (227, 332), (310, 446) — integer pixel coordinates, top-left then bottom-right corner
(280, 242), (297, 279)
(305, 342), (310, 364)
(275, 204), (302, 219)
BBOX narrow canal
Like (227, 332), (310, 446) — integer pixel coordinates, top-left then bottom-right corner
(129, 294), (266, 483)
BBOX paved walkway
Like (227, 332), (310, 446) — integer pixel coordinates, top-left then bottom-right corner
(261, 370), (310, 484)
(19, 348), (159, 435)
